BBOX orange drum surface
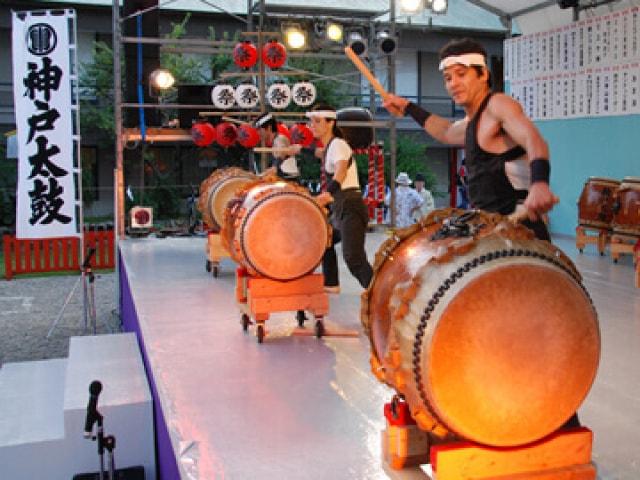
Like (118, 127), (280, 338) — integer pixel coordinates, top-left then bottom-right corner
(612, 177), (640, 235)
(222, 180), (330, 280)
(362, 209), (600, 447)
(198, 167), (256, 230)
(577, 177), (620, 229)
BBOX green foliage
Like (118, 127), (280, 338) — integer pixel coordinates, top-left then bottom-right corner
(79, 40), (117, 143)
(160, 13), (208, 86)
(0, 143), (17, 228)
(285, 57), (347, 109)
(208, 27), (237, 79)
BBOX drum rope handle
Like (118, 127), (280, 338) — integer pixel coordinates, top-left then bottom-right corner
(410, 247), (594, 429)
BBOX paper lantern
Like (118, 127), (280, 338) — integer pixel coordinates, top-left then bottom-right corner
(191, 122), (216, 147)
(267, 82), (291, 110)
(237, 124), (260, 148)
(289, 123), (314, 147)
(277, 123), (291, 141)
(234, 83), (260, 109)
(233, 41), (258, 69)
(211, 84), (236, 110)
(262, 40), (287, 69)
(291, 81), (316, 107)
(216, 122), (238, 147)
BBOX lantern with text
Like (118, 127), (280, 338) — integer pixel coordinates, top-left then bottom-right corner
(191, 122), (217, 147)
(290, 123), (314, 147)
(262, 40), (287, 69)
(292, 81), (316, 107)
(211, 84), (236, 110)
(216, 122), (238, 147)
(277, 123), (291, 141)
(237, 124), (260, 148)
(233, 41), (258, 69)
(267, 82), (291, 110)
(235, 83), (260, 109)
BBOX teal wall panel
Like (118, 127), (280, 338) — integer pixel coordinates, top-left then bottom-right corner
(536, 116), (640, 236)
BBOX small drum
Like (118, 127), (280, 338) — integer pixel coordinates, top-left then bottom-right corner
(198, 167), (256, 230)
(362, 209), (600, 447)
(222, 179), (331, 280)
(577, 177), (620, 229)
(612, 176), (640, 235)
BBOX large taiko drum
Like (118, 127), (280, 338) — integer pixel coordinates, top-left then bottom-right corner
(197, 167), (256, 230)
(222, 179), (331, 280)
(361, 209), (600, 447)
(577, 177), (620, 229)
(612, 177), (640, 235)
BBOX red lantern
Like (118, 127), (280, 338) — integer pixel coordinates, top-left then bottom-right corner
(262, 40), (287, 69)
(191, 122), (216, 147)
(233, 41), (258, 69)
(237, 124), (260, 148)
(216, 122), (238, 148)
(289, 123), (314, 147)
(277, 123), (291, 141)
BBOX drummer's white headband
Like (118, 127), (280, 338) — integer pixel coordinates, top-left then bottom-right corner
(254, 113), (273, 127)
(305, 110), (337, 120)
(439, 53), (486, 71)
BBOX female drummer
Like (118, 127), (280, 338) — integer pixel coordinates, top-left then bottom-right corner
(307, 104), (373, 291)
(254, 112), (301, 181)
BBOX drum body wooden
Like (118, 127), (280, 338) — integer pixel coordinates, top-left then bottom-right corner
(577, 177), (620, 229)
(612, 177), (640, 235)
(362, 209), (600, 447)
(222, 180), (330, 280)
(198, 167), (256, 230)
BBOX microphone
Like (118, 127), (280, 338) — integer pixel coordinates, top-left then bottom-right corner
(83, 380), (102, 438)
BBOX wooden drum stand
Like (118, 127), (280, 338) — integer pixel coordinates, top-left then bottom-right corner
(575, 224), (609, 256)
(205, 230), (231, 278)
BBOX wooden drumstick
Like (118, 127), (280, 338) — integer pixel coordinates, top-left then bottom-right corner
(344, 46), (389, 100)
(508, 196), (560, 223)
(222, 116), (248, 125)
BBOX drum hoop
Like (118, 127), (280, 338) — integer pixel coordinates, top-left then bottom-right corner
(411, 247), (591, 434)
(239, 189), (329, 280)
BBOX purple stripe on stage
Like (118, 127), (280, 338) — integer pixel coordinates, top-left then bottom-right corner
(119, 250), (180, 480)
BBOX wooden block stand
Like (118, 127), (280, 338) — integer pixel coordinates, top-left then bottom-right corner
(235, 268), (340, 343)
(575, 225), (609, 256)
(609, 232), (640, 287)
(205, 231), (230, 278)
(382, 398), (596, 480)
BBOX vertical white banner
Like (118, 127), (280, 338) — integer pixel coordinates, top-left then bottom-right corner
(12, 10), (80, 239)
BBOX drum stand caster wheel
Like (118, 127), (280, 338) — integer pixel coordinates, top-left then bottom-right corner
(205, 260), (212, 272)
(256, 324), (265, 344)
(241, 314), (250, 332)
(578, 249), (583, 254)
(314, 318), (325, 338)
(212, 265), (219, 277)
(296, 310), (307, 327)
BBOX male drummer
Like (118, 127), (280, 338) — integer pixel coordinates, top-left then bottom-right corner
(254, 112), (301, 181)
(383, 38), (556, 241)
(383, 37), (579, 429)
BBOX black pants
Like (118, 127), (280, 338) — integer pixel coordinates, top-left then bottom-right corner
(322, 191), (373, 289)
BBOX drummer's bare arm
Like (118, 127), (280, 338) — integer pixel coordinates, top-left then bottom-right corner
(382, 93), (465, 146)
(332, 159), (349, 185)
(489, 94), (556, 219)
(315, 192), (333, 207)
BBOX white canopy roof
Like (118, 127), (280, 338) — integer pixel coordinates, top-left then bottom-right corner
(467, 0), (640, 34)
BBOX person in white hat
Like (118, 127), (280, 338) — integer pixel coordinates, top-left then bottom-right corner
(391, 172), (424, 228)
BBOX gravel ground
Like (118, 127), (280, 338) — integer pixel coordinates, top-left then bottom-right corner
(0, 272), (120, 366)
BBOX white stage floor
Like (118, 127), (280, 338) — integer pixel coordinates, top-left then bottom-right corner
(119, 231), (640, 480)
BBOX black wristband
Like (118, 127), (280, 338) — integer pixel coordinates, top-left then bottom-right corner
(405, 102), (432, 127)
(326, 179), (341, 194)
(530, 158), (550, 184)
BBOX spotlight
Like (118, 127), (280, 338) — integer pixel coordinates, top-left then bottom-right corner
(283, 23), (306, 50)
(399, 0), (424, 14)
(326, 22), (343, 43)
(428, 0), (448, 14)
(149, 68), (175, 90)
(376, 31), (397, 56)
(347, 31), (367, 57)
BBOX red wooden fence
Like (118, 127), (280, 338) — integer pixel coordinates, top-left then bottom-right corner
(3, 229), (115, 280)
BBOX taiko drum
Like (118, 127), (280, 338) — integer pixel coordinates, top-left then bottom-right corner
(362, 209), (600, 447)
(612, 176), (640, 235)
(197, 167), (256, 231)
(577, 177), (620, 229)
(222, 179), (331, 280)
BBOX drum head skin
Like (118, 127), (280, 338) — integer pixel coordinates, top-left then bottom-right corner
(242, 192), (328, 280)
(427, 263), (600, 446)
(210, 177), (254, 228)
